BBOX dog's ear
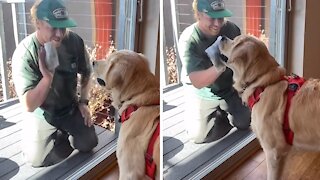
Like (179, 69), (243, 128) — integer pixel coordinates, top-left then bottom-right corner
(242, 39), (279, 84)
(228, 39), (263, 84)
(105, 47), (117, 59)
(105, 59), (126, 89)
(137, 53), (150, 66)
(229, 43), (251, 67)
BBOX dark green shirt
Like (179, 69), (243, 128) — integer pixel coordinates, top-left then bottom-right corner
(12, 31), (91, 119)
(178, 21), (241, 100)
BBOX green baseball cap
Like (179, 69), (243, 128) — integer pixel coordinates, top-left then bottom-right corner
(197, 0), (233, 18)
(36, 0), (77, 28)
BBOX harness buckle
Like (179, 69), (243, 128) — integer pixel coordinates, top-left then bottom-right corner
(288, 83), (298, 91)
(145, 153), (154, 164)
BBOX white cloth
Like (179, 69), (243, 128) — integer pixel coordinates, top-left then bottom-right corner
(205, 36), (226, 73)
(44, 42), (59, 72)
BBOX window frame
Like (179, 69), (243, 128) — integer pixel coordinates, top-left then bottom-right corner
(161, 0), (288, 178)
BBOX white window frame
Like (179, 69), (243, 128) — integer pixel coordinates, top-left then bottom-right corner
(118, 0), (138, 50)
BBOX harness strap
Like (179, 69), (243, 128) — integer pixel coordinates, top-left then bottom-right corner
(248, 87), (265, 109)
(119, 101), (160, 179)
(283, 75), (305, 145)
(145, 122), (160, 179)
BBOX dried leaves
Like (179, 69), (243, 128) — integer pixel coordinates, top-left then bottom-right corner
(166, 46), (178, 84)
(87, 44), (116, 131)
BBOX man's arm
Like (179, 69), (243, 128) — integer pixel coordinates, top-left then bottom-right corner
(78, 45), (93, 127)
(79, 46), (92, 101)
(21, 76), (52, 112)
(189, 66), (224, 89)
(20, 46), (53, 112)
(79, 73), (92, 100)
(78, 72), (93, 127)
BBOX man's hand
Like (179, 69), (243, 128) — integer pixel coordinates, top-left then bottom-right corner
(79, 104), (93, 127)
(205, 36), (226, 73)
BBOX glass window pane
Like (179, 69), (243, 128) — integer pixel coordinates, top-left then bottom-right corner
(163, 0), (286, 85)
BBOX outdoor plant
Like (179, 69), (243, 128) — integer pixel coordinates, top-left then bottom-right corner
(166, 46), (178, 84)
(0, 59), (17, 101)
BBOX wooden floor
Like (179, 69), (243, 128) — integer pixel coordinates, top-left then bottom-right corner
(163, 84), (256, 179)
(98, 163), (119, 180)
(224, 149), (320, 180)
(0, 98), (118, 180)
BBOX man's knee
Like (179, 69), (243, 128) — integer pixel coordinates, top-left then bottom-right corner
(23, 149), (55, 167)
(184, 118), (209, 144)
(23, 152), (46, 167)
(233, 112), (251, 130)
(21, 139), (55, 167)
(71, 132), (98, 152)
(235, 120), (250, 130)
(226, 93), (252, 129)
(188, 133), (207, 144)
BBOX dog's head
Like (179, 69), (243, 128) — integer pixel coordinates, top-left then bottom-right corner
(92, 50), (150, 90)
(92, 50), (159, 110)
(217, 35), (281, 90)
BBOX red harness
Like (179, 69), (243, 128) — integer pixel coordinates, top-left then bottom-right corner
(120, 104), (160, 180)
(247, 75), (305, 145)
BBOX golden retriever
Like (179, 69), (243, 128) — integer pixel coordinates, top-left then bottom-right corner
(92, 50), (160, 180)
(215, 35), (320, 180)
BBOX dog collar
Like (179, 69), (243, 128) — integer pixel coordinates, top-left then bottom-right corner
(120, 99), (160, 123)
(120, 105), (139, 123)
(248, 87), (265, 109)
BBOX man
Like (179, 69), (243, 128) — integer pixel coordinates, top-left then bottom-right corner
(178, 0), (251, 143)
(12, 0), (98, 167)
